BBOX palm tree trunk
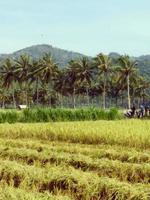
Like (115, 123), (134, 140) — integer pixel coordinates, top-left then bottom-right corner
(86, 87), (90, 106)
(109, 97), (111, 108)
(12, 81), (16, 108)
(121, 95), (124, 108)
(60, 89), (63, 108)
(99, 95), (102, 108)
(48, 82), (52, 107)
(142, 95), (145, 104)
(2, 99), (5, 109)
(36, 78), (39, 105)
(12, 87), (16, 108)
(73, 87), (76, 109)
(138, 97), (140, 108)
(103, 74), (106, 109)
(127, 74), (131, 109)
(91, 98), (94, 106)
(25, 90), (28, 106)
(22, 82), (28, 106)
(142, 89), (145, 104)
(115, 96), (118, 107)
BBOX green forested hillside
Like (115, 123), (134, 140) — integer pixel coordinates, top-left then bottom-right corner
(0, 45), (150, 109)
(0, 44), (84, 67)
(136, 55), (150, 79)
(1, 45), (150, 79)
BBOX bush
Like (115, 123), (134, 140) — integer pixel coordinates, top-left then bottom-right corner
(0, 111), (19, 123)
(107, 108), (120, 120)
(0, 107), (122, 123)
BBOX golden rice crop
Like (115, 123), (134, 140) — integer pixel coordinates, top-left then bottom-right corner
(1, 120), (150, 199)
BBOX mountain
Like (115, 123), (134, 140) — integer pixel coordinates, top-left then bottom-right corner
(0, 44), (85, 67)
(109, 52), (120, 59)
(1, 44), (150, 79)
(109, 53), (150, 80)
(135, 55), (150, 79)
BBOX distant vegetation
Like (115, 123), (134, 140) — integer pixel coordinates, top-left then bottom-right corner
(0, 47), (149, 109)
(0, 107), (121, 123)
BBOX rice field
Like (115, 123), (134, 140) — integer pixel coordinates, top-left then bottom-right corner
(1, 120), (150, 199)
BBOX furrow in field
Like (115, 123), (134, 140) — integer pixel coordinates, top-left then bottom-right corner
(1, 138), (150, 164)
(1, 146), (150, 184)
(0, 186), (73, 200)
(0, 160), (149, 200)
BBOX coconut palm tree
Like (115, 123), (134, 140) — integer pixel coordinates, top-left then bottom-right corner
(28, 59), (45, 105)
(131, 76), (149, 106)
(40, 54), (59, 106)
(65, 60), (79, 108)
(54, 69), (70, 107)
(72, 57), (94, 106)
(93, 53), (112, 109)
(118, 55), (138, 109)
(108, 70), (122, 107)
(15, 54), (32, 105)
(0, 58), (17, 108)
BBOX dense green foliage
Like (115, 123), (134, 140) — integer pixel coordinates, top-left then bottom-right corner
(0, 51), (148, 109)
(0, 107), (121, 123)
(0, 120), (150, 199)
(1, 45), (150, 79)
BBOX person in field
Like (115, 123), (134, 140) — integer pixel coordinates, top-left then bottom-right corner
(137, 104), (145, 118)
(125, 103), (150, 119)
(145, 104), (150, 117)
(140, 104), (145, 117)
(131, 105), (136, 117)
(125, 104), (136, 118)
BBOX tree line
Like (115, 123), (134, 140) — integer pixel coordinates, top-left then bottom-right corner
(0, 53), (149, 109)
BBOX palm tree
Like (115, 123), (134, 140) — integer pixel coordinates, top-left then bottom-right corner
(72, 57), (93, 106)
(40, 54), (59, 106)
(54, 69), (70, 107)
(66, 60), (79, 108)
(15, 54), (32, 105)
(108, 70), (122, 107)
(28, 59), (44, 105)
(0, 58), (17, 108)
(131, 76), (149, 106)
(0, 88), (8, 108)
(118, 55), (138, 109)
(89, 81), (104, 107)
(93, 53), (111, 109)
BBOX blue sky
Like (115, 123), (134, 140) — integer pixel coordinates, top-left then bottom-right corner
(0, 0), (150, 56)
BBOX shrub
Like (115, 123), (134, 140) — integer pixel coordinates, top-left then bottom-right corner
(0, 107), (121, 123)
(107, 107), (120, 120)
(0, 111), (19, 123)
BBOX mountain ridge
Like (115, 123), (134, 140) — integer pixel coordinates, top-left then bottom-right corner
(0, 44), (150, 78)
(0, 44), (86, 66)
(1, 44), (150, 58)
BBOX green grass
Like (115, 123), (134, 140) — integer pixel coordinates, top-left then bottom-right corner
(1, 120), (150, 199)
(0, 107), (121, 123)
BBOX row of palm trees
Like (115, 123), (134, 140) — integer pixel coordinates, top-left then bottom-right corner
(0, 53), (149, 109)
